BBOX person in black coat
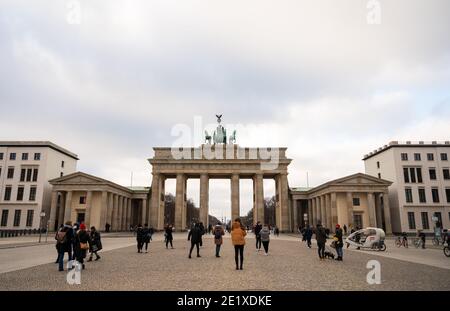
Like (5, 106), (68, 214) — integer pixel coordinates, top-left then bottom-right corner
(315, 222), (327, 260)
(304, 225), (313, 248)
(136, 224), (144, 253)
(188, 223), (202, 258)
(165, 224), (174, 249)
(74, 223), (90, 269)
(88, 226), (102, 261)
(56, 221), (75, 271)
(142, 224), (151, 253)
(334, 224), (344, 261)
(198, 222), (205, 247)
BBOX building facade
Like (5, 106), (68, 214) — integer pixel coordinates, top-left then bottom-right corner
(290, 173), (392, 234)
(49, 172), (150, 232)
(0, 141), (78, 230)
(364, 141), (450, 234)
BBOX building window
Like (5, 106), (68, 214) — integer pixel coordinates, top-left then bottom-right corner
(13, 210), (21, 227)
(17, 186), (24, 201)
(377, 161), (380, 169)
(410, 168), (416, 183)
(427, 153), (434, 161)
(10, 153), (16, 160)
(401, 153), (408, 161)
(32, 169), (38, 182)
(60, 172), (64, 177)
(352, 198), (360, 206)
(79, 196), (86, 204)
(26, 210), (34, 227)
(1, 210), (8, 226)
(443, 169), (450, 180)
(416, 168), (423, 183)
(407, 212), (416, 230)
(405, 188), (413, 203)
(7, 167), (14, 179)
(441, 153), (448, 161)
(429, 168), (437, 180)
(22, 153), (28, 160)
(20, 169), (26, 182)
(432, 188), (440, 203)
(61, 161), (65, 168)
(446, 188), (450, 203)
(421, 212), (429, 230)
(0, 152), (3, 160)
(26, 168), (32, 182)
(29, 186), (37, 201)
(434, 212), (442, 227)
(414, 153), (421, 161)
(378, 173), (381, 179)
(418, 188), (426, 203)
(403, 168), (409, 183)
(34, 153), (41, 160)
(4, 186), (12, 201)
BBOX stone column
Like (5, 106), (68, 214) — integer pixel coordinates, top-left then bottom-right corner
(276, 173), (289, 231)
(375, 193), (383, 229)
(311, 199), (316, 226)
(100, 191), (108, 231)
(255, 174), (264, 225)
(64, 191), (73, 223)
(122, 196), (128, 230)
(231, 174), (240, 222)
(150, 173), (160, 229)
(316, 197), (321, 225)
(57, 192), (65, 227)
(126, 198), (132, 229)
(140, 198), (146, 227)
(320, 196), (326, 227)
(200, 173), (209, 228)
(182, 178), (187, 230)
(85, 190), (93, 228)
(175, 174), (186, 231)
(118, 195), (123, 231)
(331, 192), (338, 225)
(308, 200), (313, 226)
(367, 192), (377, 227)
(158, 176), (166, 230)
(346, 192), (354, 229)
(142, 198), (148, 226)
(326, 194), (332, 231)
(49, 191), (58, 231)
(113, 194), (119, 231)
(293, 200), (299, 231)
(383, 192), (393, 234)
(107, 193), (114, 228)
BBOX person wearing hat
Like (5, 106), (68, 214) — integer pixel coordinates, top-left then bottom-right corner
(334, 224), (344, 261)
(74, 223), (90, 269)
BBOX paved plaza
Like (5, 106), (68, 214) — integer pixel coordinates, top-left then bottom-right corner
(0, 233), (449, 291)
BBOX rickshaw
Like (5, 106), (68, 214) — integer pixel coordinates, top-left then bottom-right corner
(345, 227), (386, 251)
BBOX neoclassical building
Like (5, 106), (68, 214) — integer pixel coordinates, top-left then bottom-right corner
(48, 146), (393, 234)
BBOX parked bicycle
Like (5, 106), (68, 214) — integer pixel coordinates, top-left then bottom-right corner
(444, 245), (450, 257)
(395, 234), (408, 248)
(413, 237), (424, 249)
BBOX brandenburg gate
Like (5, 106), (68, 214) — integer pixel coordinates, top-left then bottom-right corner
(148, 145), (292, 231)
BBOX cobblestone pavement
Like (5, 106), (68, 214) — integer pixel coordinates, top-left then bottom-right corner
(0, 233), (449, 291)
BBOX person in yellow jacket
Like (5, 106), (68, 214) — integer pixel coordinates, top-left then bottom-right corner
(231, 218), (247, 270)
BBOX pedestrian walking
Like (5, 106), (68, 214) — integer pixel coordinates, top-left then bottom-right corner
(165, 224), (174, 249)
(334, 224), (344, 261)
(198, 222), (205, 247)
(136, 224), (144, 253)
(188, 223), (202, 258)
(87, 226), (102, 261)
(304, 225), (313, 248)
(315, 221), (327, 261)
(213, 222), (225, 257)
(105, 223), (111, 233)
(343, 224), (348, 236)
(74, 223), (90, 270)
(55, 221), (75, 271)
(260, 224), (271, 255)
(231, 218), (247, 270)
(142, 223), (151, 253)
(254, 221), (262, 252)
(275, 226), (280, 237)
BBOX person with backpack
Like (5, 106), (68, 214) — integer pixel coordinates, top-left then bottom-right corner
(54, 224), (64, 263)
(87, 226), (102, 262)
(136, 224), (144, 253)
(315, 221), (328, 261)
(165, 224), (174, 249)
(56, 221), (75, 271)
(142, 223), (151, 253)
(254, 221), (263, 252)
(213, 222), (225, 257)
(188, 223), (202, 258)
(334, 224), (344, 261)
(74, 223), (90, 269)
(260, 224), (271, 255)
(231, 218), (247, 270)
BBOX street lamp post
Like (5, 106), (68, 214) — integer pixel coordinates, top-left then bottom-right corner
(38, 212), (45, 243)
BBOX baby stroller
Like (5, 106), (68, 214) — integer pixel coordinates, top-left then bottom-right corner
(324, 240), (337, 260)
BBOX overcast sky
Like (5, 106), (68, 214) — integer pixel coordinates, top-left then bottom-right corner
(1, 0), (449, 219)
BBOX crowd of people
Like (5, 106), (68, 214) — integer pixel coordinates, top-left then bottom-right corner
(299, 221), (345, 261)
